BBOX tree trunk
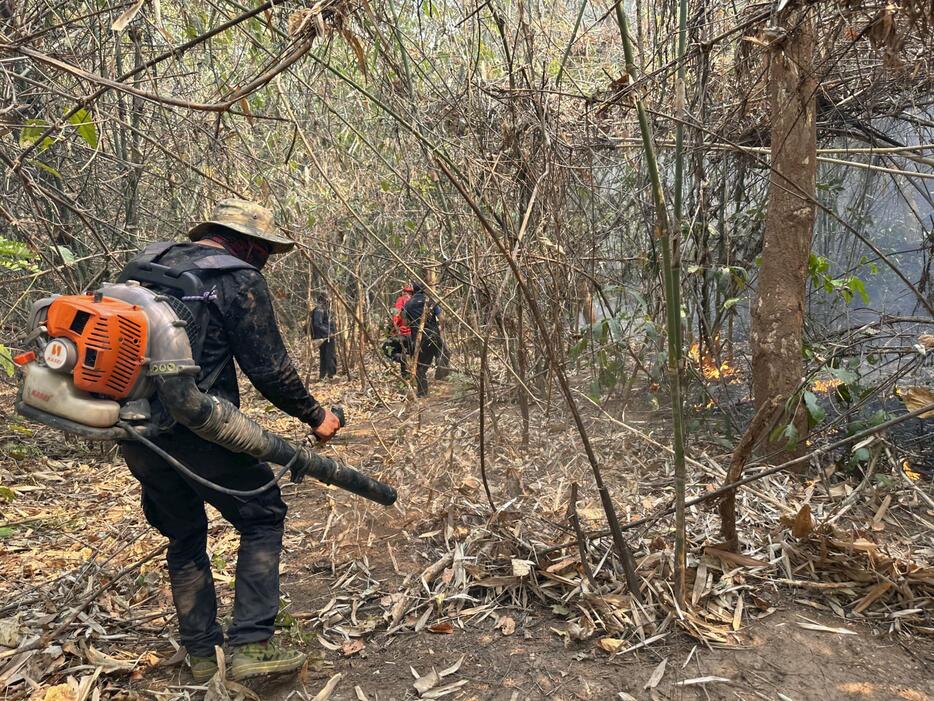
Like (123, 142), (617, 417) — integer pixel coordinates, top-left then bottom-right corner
(751, 9), (817, 461)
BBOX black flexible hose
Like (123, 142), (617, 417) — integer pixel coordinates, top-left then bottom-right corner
(151, 375), (396, 505)
(120, 421), (299, 497)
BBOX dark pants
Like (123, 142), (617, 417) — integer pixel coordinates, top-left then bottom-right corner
(121, 428), (287, 657)
(413, 335), (442, 397)
(435, 340), (451, 381)
(319, 339), (337, 379)
(383, 337), (410, 376)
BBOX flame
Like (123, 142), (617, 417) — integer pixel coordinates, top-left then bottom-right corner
(902, 460), (921, 482)
(810, 377), (843, 394)
(688, 342), (740, 382)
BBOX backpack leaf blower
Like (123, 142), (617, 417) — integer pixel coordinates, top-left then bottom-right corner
(14, 278), (397, 506)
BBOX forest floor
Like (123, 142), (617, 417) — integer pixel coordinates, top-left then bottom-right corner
(0, 361), (932, 701)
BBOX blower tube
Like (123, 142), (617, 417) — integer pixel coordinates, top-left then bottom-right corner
(147, 374), (397, 506)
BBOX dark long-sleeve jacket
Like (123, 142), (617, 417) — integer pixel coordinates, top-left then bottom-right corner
(131, 242), (325, 428)
(402, 292), (441, 339)
(310, 306), (336, 340)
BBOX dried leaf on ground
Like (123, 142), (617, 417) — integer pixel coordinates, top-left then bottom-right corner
(422, 679), (469, 698)
(511, 559), (533, 577)
(439, 655), (464, 678)
(312, 673), (343, 701)
(644, 657), (667, 689)
(81, 642), (135, 674)
(340, 640), (365, 657)
(897, 386), (934, 418)
(497, 616), (516, 636)
(796, 622), (857, 635)
(791, 504), (813, 539)
(0, 618), (23, 648)
(36, 685), (75, 701)
(413, 668), (441, 695)
(674, 676), (732, 687)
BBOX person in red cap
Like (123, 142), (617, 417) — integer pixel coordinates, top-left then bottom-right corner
(383, 284), (414, 374)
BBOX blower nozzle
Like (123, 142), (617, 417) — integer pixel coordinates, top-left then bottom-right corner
(156, 376), (396, 505)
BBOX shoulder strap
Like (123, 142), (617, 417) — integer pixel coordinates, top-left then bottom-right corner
(119, 246), (255, 393)
(135, 241), (176, 264)
(183, 253), (257, 274)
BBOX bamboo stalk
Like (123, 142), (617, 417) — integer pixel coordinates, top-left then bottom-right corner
(613, 1), (688, 606)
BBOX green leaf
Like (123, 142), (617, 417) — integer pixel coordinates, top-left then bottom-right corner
(829, 367), (858, 385)
(782, 423), (799, 449)
(844, 275), (869, 304)
(722, 297), (740, 310)
(18, 119), (56, 152)
(0, 345), (13, 378)
(588, 378), (602, 402)
(0, 486), (15, 502)
(0, 238), (36, 272)
(68, 108), (99, 148)
(803, 391), (826, 424)
(568, 337), (588, 361)
(54, 245), (76, 265)
(31, 159), (62, 179)
(0, 527), (13, 538)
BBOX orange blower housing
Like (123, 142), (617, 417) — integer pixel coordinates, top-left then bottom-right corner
(45, 294), (149, 399)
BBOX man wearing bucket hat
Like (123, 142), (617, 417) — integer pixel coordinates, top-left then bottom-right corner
(119, 199), (341, 682)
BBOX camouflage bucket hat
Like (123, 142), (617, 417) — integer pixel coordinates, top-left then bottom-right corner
(188, 199), (295, 254)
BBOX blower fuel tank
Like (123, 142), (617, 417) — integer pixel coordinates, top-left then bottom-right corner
(21, 362), (121, 428)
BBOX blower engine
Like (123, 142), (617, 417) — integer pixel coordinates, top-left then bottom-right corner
(15, 280), (396, 506)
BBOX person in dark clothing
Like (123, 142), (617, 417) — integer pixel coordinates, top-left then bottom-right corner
(402, 283), (443, 397)
(118, 199), (341, 683)
(310, 294), (337, 379)
(384, 284), (414, 376)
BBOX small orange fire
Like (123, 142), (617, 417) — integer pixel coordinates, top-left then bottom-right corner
(810, 377), (843, 394)
(902, 460), (921, 482)
(688, 342), (740, 382)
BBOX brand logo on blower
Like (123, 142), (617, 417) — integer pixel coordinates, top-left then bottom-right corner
(30, 388), (52, 402)
(43, 340), (70, 370)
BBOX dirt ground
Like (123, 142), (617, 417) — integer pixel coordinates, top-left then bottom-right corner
(248, 604), (933, 701)
(2, 370), (932, 701)
(238, 379), (934, 701)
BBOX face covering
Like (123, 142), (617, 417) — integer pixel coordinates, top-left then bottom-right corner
(207, 232), (271, 269)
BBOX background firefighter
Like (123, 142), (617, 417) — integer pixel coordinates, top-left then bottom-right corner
(401, 282), (443, 397)
(310, 293), (338, 379)
(384, 284), (414, 375)
(118, 199), (341, 683)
